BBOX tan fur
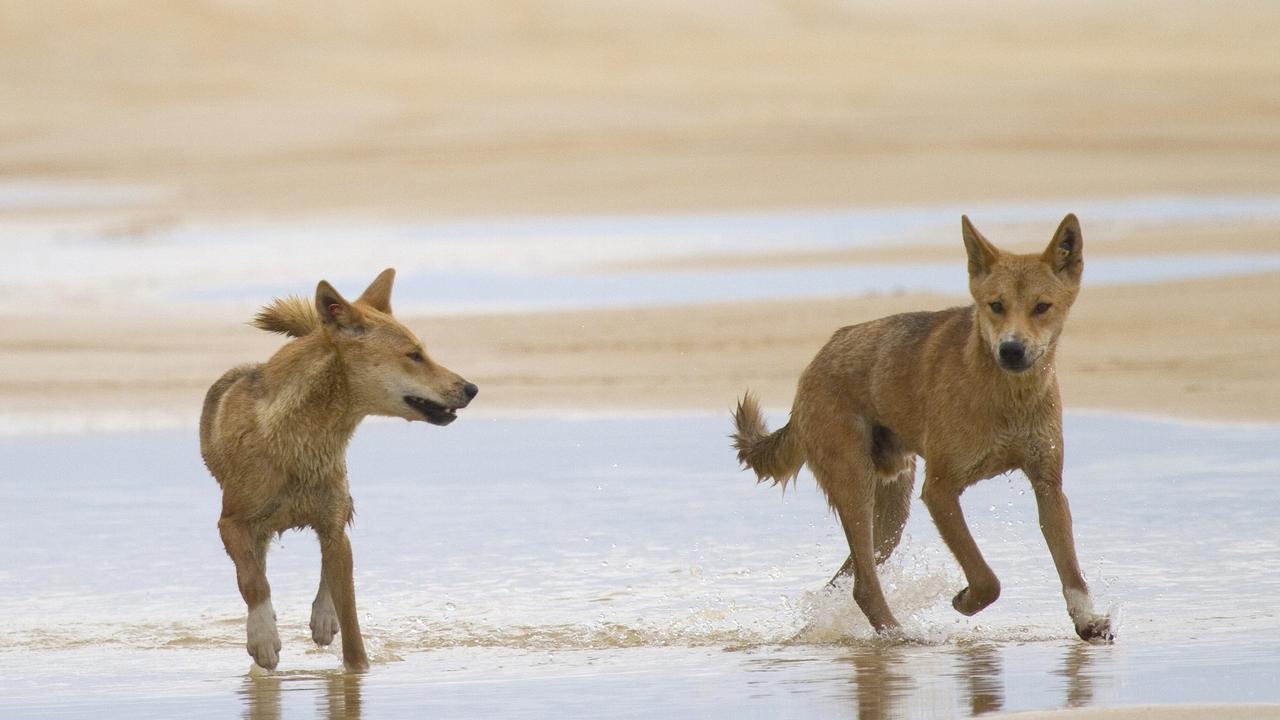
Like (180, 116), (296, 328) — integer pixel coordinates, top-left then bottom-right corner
(732, 393), (804, 490)
(251, 295), (319, 337)
(200, 268), (478, 671)
(733, 215), (1113, 642)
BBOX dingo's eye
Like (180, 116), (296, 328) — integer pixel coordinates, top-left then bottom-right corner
(989, 301), (1005, 315)
(1033, 302), (1052, 315)
(407, 351), (424, 363)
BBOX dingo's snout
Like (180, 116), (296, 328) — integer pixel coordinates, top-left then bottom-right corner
(997, 340), (1028, 372)
(462, 381), (479, 405)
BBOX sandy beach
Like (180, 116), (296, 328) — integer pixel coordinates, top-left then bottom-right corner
(3, 2), (1279, 718)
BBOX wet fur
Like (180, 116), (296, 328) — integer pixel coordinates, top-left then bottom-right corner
(733, 215), (1113, 642)
(200, 268), (477, 671)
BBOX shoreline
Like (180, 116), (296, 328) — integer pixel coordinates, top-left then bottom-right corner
(602, 218), (1280, 272)
(4, 407), (1277, 441)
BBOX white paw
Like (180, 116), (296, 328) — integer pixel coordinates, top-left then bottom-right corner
(310, 598), (339, 646)
(247, 602), (281, 669)
(1066, 588), (1113, 643)
(1075, 613), (1115, 644)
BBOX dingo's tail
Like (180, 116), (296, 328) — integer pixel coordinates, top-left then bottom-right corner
(252, 296), (319, 337)
(732, 392), (805, 490)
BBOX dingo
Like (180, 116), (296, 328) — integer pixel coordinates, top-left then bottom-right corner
(200, 268), (478, 671)
(733, 215), (1112, 642)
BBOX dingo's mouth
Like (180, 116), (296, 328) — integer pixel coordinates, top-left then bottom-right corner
(998, 358), (1033, 374)
(404, 395), (459, 426)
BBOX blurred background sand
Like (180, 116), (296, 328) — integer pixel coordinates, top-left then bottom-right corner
(3, 1), (1279, 218)
(1, 0), (1278, 424)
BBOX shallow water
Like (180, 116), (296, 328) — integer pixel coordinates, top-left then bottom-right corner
(5, 194), (1279, 312)
(322, 253), (1280, 313)
(2, 413), (1277, 718)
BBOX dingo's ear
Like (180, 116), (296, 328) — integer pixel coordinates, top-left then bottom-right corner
(1042, 213), (1083, 281)
(357, 267), (395, 314)
(962, 215), (1000, 278)
(315, 280), (364, 333)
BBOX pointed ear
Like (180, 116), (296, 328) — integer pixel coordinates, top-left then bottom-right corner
(357, 267), (395, 314)
(315, 280), (364, 332)
(1042, 213), (1083, 280)
(962, 215), (1000, 278)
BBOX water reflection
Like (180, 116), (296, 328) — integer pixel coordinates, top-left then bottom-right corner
(241, 674), (281, 720)
(841, 646), (913, 720)
(830, 643), (1008, 719)
(956, 643), (1004, 715)
(799, 639), (1105, 718)
(240, 671), (363, 720)
(1056, 642), (1097, 709)
(321, 673), (363, 720)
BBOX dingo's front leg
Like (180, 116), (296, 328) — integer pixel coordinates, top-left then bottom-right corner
(1026, 461), (1113, 642)
(219, 517), (281, 669)
(922, 469), (1002, 617)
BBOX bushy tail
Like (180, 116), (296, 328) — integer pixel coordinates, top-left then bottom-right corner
(732, 391), (805, 490)
(251, 296), (320, 337)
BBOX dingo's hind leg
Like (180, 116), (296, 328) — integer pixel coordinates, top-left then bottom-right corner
(319, 528), (369, 672)
(874, 461), (915, 564)
(810, 450), (901, 633)
(825, 451), (915, 586)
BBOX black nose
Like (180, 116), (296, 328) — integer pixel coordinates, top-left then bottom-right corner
(998, 341), (1026, 365)
(462, 382), (479, 400)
